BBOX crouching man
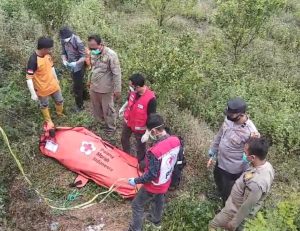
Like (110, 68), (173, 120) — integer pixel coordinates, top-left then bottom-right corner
(209, 137), (275, 231)
(127, 113), (182, 231)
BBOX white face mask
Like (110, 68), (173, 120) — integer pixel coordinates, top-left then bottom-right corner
(64, 37), (72, 43)
(129, 86), (135, 92)
(140, 124), (164, 143)
(141, 130), (150, 143)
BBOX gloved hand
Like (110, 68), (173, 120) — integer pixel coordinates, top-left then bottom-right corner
(26, 79), (38, 101)
(67, 62), (77, 69)
(62, 60), (68, 67)
(31, 92), (38, 101)
(208, 148), (217, 158)
(128, 178), (136, 187)
(207, 148), (217, 168)
(118, 101), (128, 118)
(141, 130), (150, 143)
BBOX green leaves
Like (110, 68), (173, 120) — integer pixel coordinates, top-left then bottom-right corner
(24, 0), (72, 34)
(245, 194), (300, 231)
(214, 0), (286, 61)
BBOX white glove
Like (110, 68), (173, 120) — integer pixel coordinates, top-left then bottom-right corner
(141, 130), (150, 143)
(26, 79), (38, 101)
(118, 101), (128, 118)
(52, 67), (58, 81)
(62, 60), (68, 66)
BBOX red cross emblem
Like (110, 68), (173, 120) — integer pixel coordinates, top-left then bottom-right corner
(80, 141), (96, 155)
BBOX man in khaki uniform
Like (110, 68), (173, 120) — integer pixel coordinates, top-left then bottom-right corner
(87, 34), (121, 132)
(209, 137), (275, 231)
(207, 98), (260, 204)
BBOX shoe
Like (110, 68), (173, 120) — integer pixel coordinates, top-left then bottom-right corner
(145, 214), (161, 229)
(41, 107), (53, 123)
(71, 106), (84, 113)
(55, 104), (66, 117)
(104, 128), (116, 134)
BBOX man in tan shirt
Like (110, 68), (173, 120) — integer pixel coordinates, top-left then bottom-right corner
(87, 35), (121, 132)
(209, 137), (275, 231)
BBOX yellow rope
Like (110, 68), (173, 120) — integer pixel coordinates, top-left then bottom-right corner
(0, 126), (126, 211)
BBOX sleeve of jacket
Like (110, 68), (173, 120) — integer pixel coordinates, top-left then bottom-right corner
(61, 40), (67, 56)
(134, 152), (160, 184)
(110, 51), (122, 93)
(230, 182), (263, 228)
(210, 122), (224, 152)
(75, 36), (86, 58)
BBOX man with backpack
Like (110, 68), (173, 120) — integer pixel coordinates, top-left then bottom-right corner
(127, 113), (185, 231)
(59, 27), (86, 112)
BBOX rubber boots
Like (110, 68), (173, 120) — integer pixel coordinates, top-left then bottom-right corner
(55, 103), (65, 117)
(41, 108), (52, 123)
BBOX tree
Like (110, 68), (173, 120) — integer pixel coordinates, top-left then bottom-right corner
(24, 0), (72, 34)
(146, 0), (197, 26)
(214, 0), (285, 63)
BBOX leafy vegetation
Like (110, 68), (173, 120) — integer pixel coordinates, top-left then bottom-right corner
(0, 0), (299, 230)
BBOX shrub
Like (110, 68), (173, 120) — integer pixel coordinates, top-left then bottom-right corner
(162, 193), (218, 231)
(245, 194), (300, 231)
(145, 0), (197, 26)
(24, 0), (72, 34)
(214, 0), (285, 62)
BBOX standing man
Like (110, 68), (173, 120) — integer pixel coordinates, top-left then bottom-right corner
(121, 73), (156, 169)
(209, 137), (274, 231)
(60, 27), (86, 112)
(87, 34), (121, 133)
(207, 97), (259, 204)
(26, 37), (64, 124)
(127, 113), (182, 231)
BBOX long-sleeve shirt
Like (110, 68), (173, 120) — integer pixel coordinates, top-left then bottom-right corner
(210, 117), (259, 174)
(61, 35), (85, 72)
(134, 151), (160, 184)
(90, 47), (122, 93)
(134, 134), (170, 184)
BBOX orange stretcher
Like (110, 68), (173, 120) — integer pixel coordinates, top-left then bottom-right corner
(39, 124), (141, 198)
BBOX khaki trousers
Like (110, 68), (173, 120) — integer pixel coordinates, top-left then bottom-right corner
(90, 90), (116, 130)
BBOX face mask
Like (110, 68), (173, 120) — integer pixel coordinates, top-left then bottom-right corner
(141, 130), (150, 143)
(149, 132), (157, 141)
(227, 115), (241, 122)
(91, 49), (101, 55)
(64, 37), (71, 43)
(129, 86), (135, 92)
(242, 152), (250, 164)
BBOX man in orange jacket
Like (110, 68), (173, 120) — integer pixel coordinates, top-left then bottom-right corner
(26, 37), (64, 124)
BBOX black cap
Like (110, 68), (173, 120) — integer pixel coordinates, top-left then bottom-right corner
(225, 97), (247, 115)
(59, 27), (73, 39)
(146, 113), (164, 130)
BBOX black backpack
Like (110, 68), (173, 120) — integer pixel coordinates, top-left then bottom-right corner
(170, 136), (186, 189)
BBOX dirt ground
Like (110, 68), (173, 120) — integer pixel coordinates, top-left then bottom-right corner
(7, 175), (131, 231)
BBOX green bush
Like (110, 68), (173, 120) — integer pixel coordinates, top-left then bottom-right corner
(245, 194), (300, 231)
(214, 0), (285, 62)
(24, 0), (72, 34)
(162, 193), (218, 231)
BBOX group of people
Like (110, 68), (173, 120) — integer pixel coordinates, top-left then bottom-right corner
(25, 27), (274, 231)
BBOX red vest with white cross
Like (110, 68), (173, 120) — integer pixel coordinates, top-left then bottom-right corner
(144, 136), (181, 194)
(124, 87), (155, 134)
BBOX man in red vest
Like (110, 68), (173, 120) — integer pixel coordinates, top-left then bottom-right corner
(121, 73), (156, 170)
(127, 113), (182, 231)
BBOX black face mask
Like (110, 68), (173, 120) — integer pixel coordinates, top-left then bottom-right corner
(227, 115), (241, 122)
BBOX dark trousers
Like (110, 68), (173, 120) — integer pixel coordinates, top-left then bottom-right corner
(121, 124), (146, 163)
(214, 163), (242, 204)
(71, 69), (85, 108)
(129, 187), (164, 231)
